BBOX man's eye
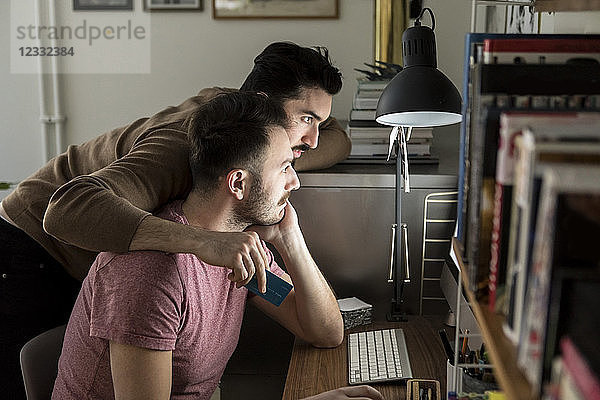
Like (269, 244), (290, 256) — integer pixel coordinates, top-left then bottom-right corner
(301, 116), (313, 124)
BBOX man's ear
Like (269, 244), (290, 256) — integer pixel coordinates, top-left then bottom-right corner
(226, 169), (250, 201)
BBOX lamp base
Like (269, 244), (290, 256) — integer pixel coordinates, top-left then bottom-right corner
(386, 298), (408, 322)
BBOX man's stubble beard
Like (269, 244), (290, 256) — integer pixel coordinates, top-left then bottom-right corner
(228, 176), (289, 229)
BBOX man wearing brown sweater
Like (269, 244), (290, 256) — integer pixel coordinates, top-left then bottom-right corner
(0, 42), (350, 398)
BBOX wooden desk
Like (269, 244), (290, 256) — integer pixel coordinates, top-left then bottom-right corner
(282, 317), (447, 400)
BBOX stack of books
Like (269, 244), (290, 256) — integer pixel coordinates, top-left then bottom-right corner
(348, 79), (433, 160)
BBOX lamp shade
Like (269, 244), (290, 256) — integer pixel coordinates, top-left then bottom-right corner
(375, 66), (462, 127)
(375, 9), (462, 128)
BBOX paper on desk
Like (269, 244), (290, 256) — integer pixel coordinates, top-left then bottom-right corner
(337, 297), (372, 312)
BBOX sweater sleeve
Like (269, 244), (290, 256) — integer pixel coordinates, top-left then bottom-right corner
(43, 128), (192, 253)
(293, 117), (351, 172)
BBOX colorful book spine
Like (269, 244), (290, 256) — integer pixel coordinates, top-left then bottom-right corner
(560, 337), (600, 400)
(519, 166), (600, 393)
(456, 33), (600, 245)
(483, 38), (600, 64)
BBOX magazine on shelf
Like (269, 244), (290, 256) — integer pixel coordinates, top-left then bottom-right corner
(501, 122), (600, 347)
(488, 112), (600, 313)
(459, 62), (600, 293)
(482, 37), (600, 64)
(456, 33), (600, 245)
(559, 337), (600, 400)
(518, 165), (600, 394)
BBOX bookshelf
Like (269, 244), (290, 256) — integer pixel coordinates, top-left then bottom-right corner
(451, 237), (536, 400)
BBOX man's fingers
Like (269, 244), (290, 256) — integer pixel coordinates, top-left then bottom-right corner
(232, 256), (247, 283)
(249, 247), (268, 293)
(246, 231), (269, 270)
(215, 231), (268, 291)
(301, 385), (385, 400)
(256, 237), (270, 271)
(341, 385), (385, 400)
(238, 253), (256, 287)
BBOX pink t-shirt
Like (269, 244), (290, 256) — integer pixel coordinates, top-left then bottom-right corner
(52, 201), (284, 400)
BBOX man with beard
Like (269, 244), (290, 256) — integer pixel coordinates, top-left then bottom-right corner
(51, 92), (345, 400)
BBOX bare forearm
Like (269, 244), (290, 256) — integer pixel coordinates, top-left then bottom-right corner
(131, 215), (270, 288)
(278, 230), (343, 347)
(130, 215), (201, 253)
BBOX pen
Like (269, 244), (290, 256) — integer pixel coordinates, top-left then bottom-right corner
(462, 329), (469, 356)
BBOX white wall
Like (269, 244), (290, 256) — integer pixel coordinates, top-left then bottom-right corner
(422, 0), (472, 92)
(1, 0), (373, 184)
(0, 1), (44, 184)
(540, 10), (600, 33)
(2, 0), (600, 191)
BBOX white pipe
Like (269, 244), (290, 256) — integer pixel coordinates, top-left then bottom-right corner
(48, 0), (65, 155)
(471, 0), (478, 32)
(34, 0), (50, 163)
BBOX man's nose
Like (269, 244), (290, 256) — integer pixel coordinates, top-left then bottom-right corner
(287, 168), (301, 191)
(303, 125), (319, 149)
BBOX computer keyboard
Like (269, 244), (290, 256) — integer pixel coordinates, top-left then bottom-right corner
(347, 328), (413, 385)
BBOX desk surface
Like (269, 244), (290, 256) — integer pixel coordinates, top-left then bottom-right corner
(282, 317), (447, 400)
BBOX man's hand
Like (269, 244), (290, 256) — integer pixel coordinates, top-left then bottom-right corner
(130, 216), (270, 293)
(301, 385), (385, 400)
(194, 229), (270, 292)
(246, 201), (299, 249)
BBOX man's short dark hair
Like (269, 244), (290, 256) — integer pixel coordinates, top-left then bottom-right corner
(187, 92), (289, 195)
(240, 42), (343, 104)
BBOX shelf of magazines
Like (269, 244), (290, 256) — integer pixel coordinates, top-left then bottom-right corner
(449, 238), (535, 400)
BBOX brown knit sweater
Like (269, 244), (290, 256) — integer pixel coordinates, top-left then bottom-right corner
(2, 88), (350, 280)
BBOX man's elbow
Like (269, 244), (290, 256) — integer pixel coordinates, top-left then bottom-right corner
(311, 335), (343, 349)
(42, 205), (61, 237)
(308, 320), (344, 348)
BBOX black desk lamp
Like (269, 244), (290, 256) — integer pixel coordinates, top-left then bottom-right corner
(375, 7), (462, 321)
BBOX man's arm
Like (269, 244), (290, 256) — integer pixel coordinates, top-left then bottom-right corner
(131, 216), (268, 285)
(109, 341), (172, 400)
(43, 128), (268, 285)
(248, 202), (344, 348)
(43, 128), (193, 254)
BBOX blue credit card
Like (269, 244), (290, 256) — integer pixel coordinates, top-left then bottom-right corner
(245, 269), (293, 307)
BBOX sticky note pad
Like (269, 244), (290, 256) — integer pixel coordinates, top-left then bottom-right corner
(245, 269), (293, 307)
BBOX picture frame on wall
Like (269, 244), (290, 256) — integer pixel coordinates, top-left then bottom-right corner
(144, 0), (203, 11)
(213, 0), (338, 19)
(73, 0), (134, 11)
